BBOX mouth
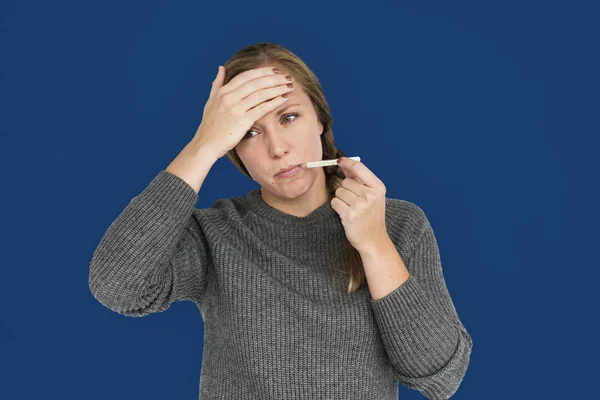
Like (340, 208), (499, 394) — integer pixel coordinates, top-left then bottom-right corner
(275, 164), (300, 176)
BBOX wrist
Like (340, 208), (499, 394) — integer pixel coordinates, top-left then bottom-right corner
(188, 139), (220, 164)
(358, 233), (393, 259)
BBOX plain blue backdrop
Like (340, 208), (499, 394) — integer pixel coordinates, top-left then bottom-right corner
(1, 0), (598, 398)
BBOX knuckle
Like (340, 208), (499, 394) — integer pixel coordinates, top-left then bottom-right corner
(246, 81), (258, 92)
(221, 93), (233, 107)
(237, 116), (248, 127)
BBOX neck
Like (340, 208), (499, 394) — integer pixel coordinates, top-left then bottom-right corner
(261, 169), (330, 218)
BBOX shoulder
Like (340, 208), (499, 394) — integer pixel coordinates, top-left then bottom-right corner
(188, 193), (254, 233)
(385, 196), (428, 230)
(385, 196), (426, 221)
(384, 196), (430, 253)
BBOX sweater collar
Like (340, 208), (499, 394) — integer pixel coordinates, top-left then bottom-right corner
(242, 188), (338, 226)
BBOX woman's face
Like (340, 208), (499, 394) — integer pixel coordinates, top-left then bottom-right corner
(234, 76), (325, 201)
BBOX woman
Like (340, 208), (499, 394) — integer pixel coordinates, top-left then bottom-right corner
(89, 42), (473, 400)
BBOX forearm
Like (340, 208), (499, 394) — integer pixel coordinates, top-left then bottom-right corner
(166, 138), (219, 194)
(363, 213), (472, 398)
(359, 235), (411, 301)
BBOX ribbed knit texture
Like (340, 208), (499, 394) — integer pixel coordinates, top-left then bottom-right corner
(89, 170), (473, 400)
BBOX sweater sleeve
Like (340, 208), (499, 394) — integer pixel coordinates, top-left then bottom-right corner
(369, 207), (473, 400)
(88, 170), (211, 317)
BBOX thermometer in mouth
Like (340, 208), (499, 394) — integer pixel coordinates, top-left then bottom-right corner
(299, 156), (360, 169)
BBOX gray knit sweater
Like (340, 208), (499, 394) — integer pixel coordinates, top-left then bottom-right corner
(89, 170), (473, 400)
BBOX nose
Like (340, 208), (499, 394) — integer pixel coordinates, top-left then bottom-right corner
(264, 130), (290, 157)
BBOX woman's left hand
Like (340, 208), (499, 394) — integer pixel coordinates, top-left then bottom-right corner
(331, 157), (389, 254)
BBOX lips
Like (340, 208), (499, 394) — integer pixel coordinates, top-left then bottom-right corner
(275, 165), (299, 176)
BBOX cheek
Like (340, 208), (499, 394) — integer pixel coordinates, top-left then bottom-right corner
(309, 134), (323, 156)
(236, 151), (259, 179)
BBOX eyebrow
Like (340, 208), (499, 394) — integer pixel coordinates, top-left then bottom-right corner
(275, 103), (301, 115)
(252, 104), (301, 129)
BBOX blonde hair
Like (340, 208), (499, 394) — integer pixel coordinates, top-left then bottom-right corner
(222, 41), (366, 295)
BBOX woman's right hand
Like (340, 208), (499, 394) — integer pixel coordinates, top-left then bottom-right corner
(193, 65), (295, 160)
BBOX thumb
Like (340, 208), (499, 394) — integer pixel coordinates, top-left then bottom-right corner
(209, 65), (224, 99)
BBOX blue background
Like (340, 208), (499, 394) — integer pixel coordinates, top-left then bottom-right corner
(1, 0), (598, 398)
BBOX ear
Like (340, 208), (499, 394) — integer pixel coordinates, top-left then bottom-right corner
(318, 120), (324, 136)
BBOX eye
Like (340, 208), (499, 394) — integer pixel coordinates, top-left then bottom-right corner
(282, 113), (298, 123)
(245, 113), (299, 139)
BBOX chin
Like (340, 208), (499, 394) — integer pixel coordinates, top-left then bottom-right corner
(267, 174), (312, 197)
